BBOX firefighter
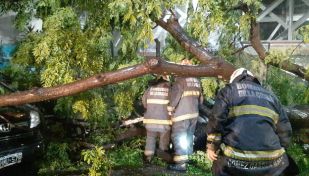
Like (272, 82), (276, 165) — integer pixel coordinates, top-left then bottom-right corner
(206, 68), (292, 176)
(142, 75), (172, 163)
(167, 59), (203, 172)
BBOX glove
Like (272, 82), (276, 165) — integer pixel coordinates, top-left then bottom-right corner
(167, 106), (174, 116)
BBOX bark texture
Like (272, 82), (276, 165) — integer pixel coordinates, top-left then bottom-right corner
(285, 105), (309, 129)
(0, 58), (225, 106)
(156, 18), (236, 80)
(249, 19), (309, 81)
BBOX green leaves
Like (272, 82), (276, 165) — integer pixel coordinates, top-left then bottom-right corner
(298, 25), (309, 43)
(82, 147), (111, 176)
(38, 142), (73, 174)
(201, 78), (224, 99)
(287, 142), (309, 175)
(265, 49), (289, 65)
(266, 67), (308, 105)
(44, 7), (78, 31)
(107, 139), (144, 168)
(113, 76), (149, 119)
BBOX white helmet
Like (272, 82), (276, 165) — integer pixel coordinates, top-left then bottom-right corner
(229, 68), (254, 83)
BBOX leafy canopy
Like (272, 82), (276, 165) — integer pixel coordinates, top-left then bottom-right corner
(1, 0), (308, 119)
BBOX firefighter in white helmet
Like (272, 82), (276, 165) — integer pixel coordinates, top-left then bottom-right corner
(206, 68), (292, 176)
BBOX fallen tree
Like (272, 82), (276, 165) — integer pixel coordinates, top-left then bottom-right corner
(0, 57), (229, 106)
(0, 1), (307, 117)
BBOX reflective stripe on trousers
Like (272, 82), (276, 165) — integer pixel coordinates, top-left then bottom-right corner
(212, 154), (289, 176)
(171, 118), (197, 163)
(174, 155), (188, 162)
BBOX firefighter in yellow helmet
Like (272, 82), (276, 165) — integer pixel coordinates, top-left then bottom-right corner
(142, 75), (172, 163)
(206, 68), (292, 176)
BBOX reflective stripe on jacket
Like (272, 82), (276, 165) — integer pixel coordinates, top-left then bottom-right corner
(142, 81), (171, 131)
(170, 77), (203, 123)
(206, 76), (292, 161)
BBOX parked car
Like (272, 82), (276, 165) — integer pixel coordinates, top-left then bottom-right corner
(0, 81), (43, 170)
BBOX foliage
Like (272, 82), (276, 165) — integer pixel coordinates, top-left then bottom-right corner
(162, 34), (191, 63)
(38, 142), (74, 175)
(265, 49), (290, 66)
(0, 64), (40, 91)
(304, 88), (309, 104)
(287, 142), (309, 176)
(1, 0), (267, 122)
(1, 0), (309, 175)
(88, 127), (118, 146)
(10, 6), (114, 120)
(298, 25), (309, 43)
(201, 78), (225, 100)
(82, 147), (111, 176)
(228, 52), (309, 106)
(107, 138), (144, 168)
(188, 151), (212, 175)
(72, 91), (107, 121)
(113, 74), (150, 119)
(266, 67), (309, 105)
(151, 157), (167, 167)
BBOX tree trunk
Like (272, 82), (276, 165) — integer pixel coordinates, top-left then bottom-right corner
(250, 21), (267, 60)
(156, 18), (235, 80)
(249, 19), (309, 81)
(285, 105), (309, 129)
(0, 58), (224, 106)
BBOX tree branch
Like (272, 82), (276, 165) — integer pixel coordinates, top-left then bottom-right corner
(232, 45), (252, 55)
(290, 40), (304, 56)
(249, 19), (267, 60)
(156, 18), (235, 80)
(270, 60), (308, 81)
(0, 57), (225, 106)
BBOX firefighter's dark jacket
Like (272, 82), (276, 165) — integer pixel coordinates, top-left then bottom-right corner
(169, 77), (203, 123)
(206, 75), (292, 161)
(142, 80), (171, 132)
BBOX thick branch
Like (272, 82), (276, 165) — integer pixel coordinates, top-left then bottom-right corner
(250, 20), (267, 60)
(156, 18), (235, 80)
(270, 60), (309, 81)
(0, 58), (226, 106)
(156, 18), (214, 62)
(285, 105), (309, 129)
(0, 62), (149, 106)
(249, 18), (309, 81)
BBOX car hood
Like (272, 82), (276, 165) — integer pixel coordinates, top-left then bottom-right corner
(0, 107), (30, 123)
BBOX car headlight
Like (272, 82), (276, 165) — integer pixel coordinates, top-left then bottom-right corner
(30, 110), (40, 128)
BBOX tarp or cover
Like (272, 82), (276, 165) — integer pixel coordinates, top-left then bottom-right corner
(0, 44), (16, 68)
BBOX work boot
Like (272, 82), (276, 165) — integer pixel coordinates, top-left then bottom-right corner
(167, 163), (187, 172)
(156, 149), (173, 163)
(143, 155), (153, 164)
